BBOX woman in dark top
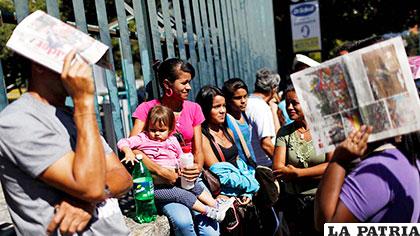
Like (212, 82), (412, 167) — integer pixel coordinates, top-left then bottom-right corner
(195, 85), (259, 200)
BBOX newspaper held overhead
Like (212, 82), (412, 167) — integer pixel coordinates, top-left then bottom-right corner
(291, 37), (420, 155)
(6, 10), (109, 73)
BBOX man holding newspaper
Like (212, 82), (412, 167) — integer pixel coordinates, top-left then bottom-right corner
(0, 12), (132, 235)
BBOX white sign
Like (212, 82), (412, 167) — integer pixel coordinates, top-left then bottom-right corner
(290, 1), (322, 52)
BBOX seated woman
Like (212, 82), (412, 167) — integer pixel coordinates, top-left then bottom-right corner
(195, 85), (259, 201)
(129, 58), (218, 236)
(272, 84), (332, 236)
(222, 78), (257, 164)
(315, 127), (420, 229)
(223, 78), (281, 235)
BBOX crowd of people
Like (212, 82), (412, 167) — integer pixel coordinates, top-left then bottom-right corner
(0, 47), (419, 236)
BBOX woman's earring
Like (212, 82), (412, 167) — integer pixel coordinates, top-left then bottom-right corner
(165, 88), (173, 97)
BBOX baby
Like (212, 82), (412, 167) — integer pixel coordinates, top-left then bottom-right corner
(118, 105), (233, 222)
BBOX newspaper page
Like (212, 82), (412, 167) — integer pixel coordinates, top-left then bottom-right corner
(291, 37), (420, 154)
(6, 10), (109, 73)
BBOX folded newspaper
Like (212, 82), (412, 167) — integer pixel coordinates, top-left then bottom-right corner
(291, 37), (420, 155)
(6, 10), (109, 73)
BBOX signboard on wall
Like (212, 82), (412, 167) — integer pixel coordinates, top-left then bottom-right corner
(290, 1), (322, 52)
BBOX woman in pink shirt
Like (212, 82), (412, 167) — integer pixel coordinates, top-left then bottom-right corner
(130, 59), (218, 235)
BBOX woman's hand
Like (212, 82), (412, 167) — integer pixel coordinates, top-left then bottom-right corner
(332, 125), (372, 165)
(273, 165), (300, 181)
(180, 163), (201, 182)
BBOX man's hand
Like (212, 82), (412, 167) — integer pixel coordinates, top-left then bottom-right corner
(61, 50), (95, 103)
(47, 199), (95, 235)
(180, 163), (201, 182)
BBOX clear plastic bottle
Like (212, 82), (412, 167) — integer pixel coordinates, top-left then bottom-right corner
(132, 154), (157, 223)
(179, 146), (195, 190)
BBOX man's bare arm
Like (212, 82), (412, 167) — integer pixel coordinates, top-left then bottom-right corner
(105, 152), (132, 198)
(39, 51), (107, 202)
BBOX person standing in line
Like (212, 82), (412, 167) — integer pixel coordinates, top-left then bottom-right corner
(223, 78), (281, 236)
(246, 68), (281, 167)
(0, 51), (132, 236)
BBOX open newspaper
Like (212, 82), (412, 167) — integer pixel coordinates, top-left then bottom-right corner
(6, 10), (109, 73)
(291, 37), (420, 154)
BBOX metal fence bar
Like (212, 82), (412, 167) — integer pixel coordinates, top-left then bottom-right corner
(237, 0), (247, 81)
(256, 1), (266, 70)
(13, 0), (29, 23)
(213, 0), (228, 82)
(72, 0), (102, 131)
(199, 0), (215, 85)
(115, 0), (138, 123)
(240, 0), (251, 84)
(264, 0), (277, 70)
(245, 0), (256, 78)
(94, 0), (124, 143)
(148, 0), (162, 61)
(232, 0), (244, 81)
(254, 0), (263, 73)
(103, 102), (117, 153)
(192, 0), (206, 91)
(161, 0), (175, 58)
(207, 0), (222, 86)
(220, 0), (233, 79)
(0, 61), (7, 112)
(226, 0), (239, 77)
(132, 0), (158, 99)
(182, 0), (200, 97)
(45, 0), (60, 19)
(172, 0), (186, 60)
(72, 0), (88, 33)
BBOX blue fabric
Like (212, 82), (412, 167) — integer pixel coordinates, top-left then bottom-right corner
(209, 160), (260, 198)
(226, 113), (257, 163)
(158, 179), (219, 236)
(278, 100), (293, 126)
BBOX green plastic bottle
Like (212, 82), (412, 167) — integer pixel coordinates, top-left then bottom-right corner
(132, 154), (157, 223)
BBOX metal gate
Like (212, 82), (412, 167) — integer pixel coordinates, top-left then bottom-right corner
(0, 0), (277, 148)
